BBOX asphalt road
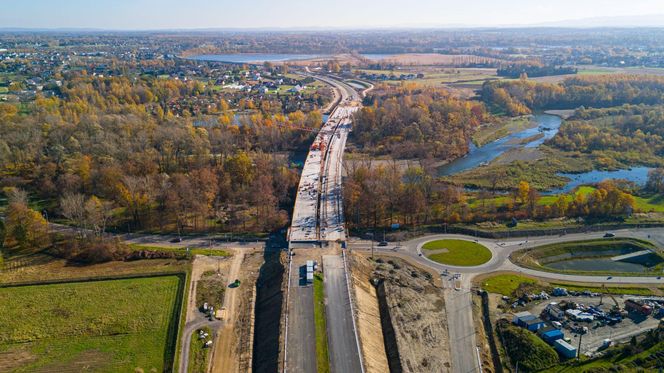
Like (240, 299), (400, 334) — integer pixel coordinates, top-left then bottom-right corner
(286, 258), (317, 373)
(444, 287), (478, 373)
(323, 255), (363, 373)
(348, 228), (664, 283)
(179, 318), (221, 373)
(348, 228), (664, 373)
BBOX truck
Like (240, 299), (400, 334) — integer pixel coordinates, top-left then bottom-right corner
(624, 299), (653, 316)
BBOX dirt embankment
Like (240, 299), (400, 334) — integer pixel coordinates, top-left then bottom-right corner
(351, 252), (452, 373)
(251, 250), (287, 372)
(349, 253), (391, 373)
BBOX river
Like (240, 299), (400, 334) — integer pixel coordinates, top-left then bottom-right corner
(437, 114), (563, 176)
(437, 114), (653, 192)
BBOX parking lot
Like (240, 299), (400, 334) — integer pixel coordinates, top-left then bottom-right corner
(527, 295), (663, 355)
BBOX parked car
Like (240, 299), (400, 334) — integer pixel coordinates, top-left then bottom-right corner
(378, 241), (388, 247)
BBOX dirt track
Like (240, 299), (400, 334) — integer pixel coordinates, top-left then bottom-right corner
(209, 250), (261, 373)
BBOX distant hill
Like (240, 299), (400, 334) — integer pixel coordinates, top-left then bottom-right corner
(535, 14), (664, 28)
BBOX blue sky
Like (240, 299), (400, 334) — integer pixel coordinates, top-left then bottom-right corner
(1, 0), (663, 29)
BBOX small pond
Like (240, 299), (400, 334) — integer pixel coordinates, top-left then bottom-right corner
(546, 258), (651, 273)
(547, 167), (653, 194)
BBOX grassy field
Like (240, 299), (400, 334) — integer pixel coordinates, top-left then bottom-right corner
(313, 273), (330, 373)
(549, 283), (654, 296)
(422, 239), (492, 266)
(478, 272), (656, 297)
(129, 243), (230, 257)
(357, 67), (498, 88)
(0, 275), (184, 372)
(480, 273), (537, 296)
(188, 326), (212, 373)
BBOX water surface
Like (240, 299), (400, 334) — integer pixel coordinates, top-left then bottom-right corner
(548, 167), (653, 194)
(547, 258), (649, 273)
(438, 114), (562, 176)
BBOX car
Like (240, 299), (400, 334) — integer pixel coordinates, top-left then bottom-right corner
(170, 237), (182, 243)
(604, 232), (616, 238)
(607, 276), (613, 280)
(378, 241), (388, 247)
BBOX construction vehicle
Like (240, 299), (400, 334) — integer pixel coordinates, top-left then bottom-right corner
(599, 284), (627, 316)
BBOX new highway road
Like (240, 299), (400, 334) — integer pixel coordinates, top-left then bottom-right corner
(286, 73), (364, 373)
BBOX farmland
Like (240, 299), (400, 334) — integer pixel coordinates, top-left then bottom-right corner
(0, 275), (184, 372)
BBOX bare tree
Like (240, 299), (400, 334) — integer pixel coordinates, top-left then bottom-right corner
(84, 196), (113, 237)
(60, 193), (86, 237)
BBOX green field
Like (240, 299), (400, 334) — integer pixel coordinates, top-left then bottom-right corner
(479, 273), (655, 297)
(129, 243), (230, 257)
(422, 239), (492, 266)
(0, 275), (184, 372)
(313, 273), (330, 373)
(480, 273), (537, 296)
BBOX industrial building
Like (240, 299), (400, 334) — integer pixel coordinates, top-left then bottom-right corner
(554, 339), (577, 359)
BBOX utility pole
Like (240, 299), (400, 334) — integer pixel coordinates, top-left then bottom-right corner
(371, 236), (374, 260)
(577, 333), (583, 359)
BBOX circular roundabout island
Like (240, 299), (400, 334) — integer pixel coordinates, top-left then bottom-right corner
(421, 239), (492, 266)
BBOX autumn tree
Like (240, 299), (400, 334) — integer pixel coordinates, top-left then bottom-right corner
(3, 189), (50, 253)
(517, 181), (530, 205)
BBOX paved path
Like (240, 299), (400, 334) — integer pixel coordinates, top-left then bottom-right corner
(323, 255), (363, 373)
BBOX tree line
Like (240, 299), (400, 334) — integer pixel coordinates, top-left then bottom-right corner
(343, 162), (637, 230)
(482, 75), (664, 116)
(496, 64), (577, 79)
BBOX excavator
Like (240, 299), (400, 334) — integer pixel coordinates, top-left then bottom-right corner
(600, 284), (628, 318)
